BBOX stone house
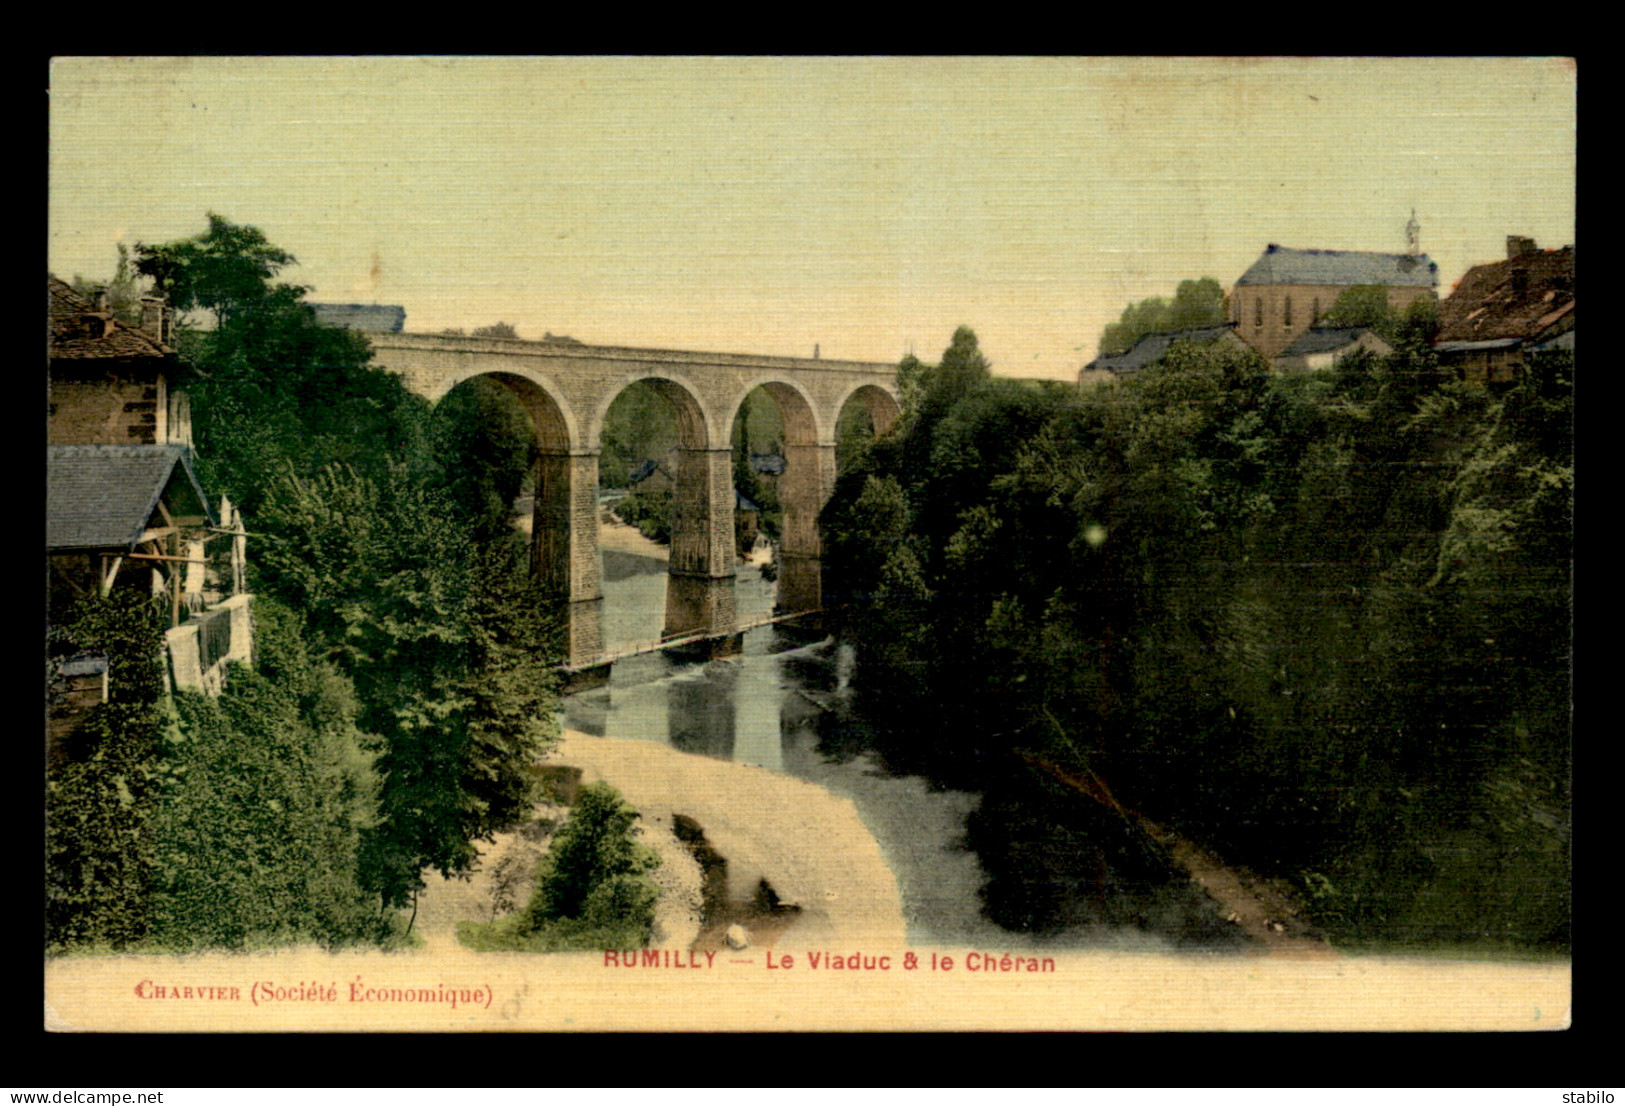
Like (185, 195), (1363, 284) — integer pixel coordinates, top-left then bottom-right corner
(627, 457), (676, 497)
(1229, 245), (1439, 361)
(735, 491), (761, 556)
(1273, 326), (1394, 372)
(49, 276), (191, 448)
(1434, 236), (1575, 388)
(46, 276), (253, 725)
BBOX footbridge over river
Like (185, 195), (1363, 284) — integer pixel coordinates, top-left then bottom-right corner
(369, 333), (901, 684)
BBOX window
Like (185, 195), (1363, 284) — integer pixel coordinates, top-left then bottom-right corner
(1254, 297), (1263, 329)
(1284, 296), (1293, 328)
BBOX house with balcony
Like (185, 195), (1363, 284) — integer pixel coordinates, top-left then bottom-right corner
(47, 276), (253, 731)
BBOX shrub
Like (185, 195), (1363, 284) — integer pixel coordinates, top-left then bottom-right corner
(459, 783), (661, 953)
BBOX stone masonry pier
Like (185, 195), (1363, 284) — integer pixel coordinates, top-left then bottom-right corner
(369, 333), (900, 680)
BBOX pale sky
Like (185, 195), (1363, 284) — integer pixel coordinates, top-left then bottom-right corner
(49, 57), (1575, 381)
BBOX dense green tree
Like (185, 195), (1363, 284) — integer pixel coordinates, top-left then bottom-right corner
(822, 330), (1571, 951)
(151, 619), (388, 949)
(130, 216), (436, 514)
(45, 704), (163, 949)
(454, 540), (563, 852)
(51, 215), (567, 951)
(458, 782), (661, 953)
(1315, 285), (1439, 352)
(599, 380), (679, 490)
(524, 782), (659, 925)
(135, 213), (299, 327)
(252, 463), (557, 910)
(45, 591), (167, 949)
(834, 395), (881, 475)
(431, 377), (540, 544)
(1098, 277), (1227, 356)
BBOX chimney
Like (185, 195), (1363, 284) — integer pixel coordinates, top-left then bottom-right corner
(1507, 235), (1537, 260)
(140, 295), (170, 344)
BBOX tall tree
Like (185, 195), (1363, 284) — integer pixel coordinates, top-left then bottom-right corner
(1098, 277), (1226, 355)
(134, 215), (435, 512)
(135, 213), (299, 327)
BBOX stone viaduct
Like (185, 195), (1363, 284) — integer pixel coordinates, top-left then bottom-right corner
(369, 332), (901, 680)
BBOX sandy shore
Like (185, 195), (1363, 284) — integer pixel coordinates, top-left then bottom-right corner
(513, 500), (672, 561)
(594, 513), (671, 560)
(412, 728), (903, 953)
(551, 729), (907, 949)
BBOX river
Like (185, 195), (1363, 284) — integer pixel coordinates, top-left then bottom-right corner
(561, 544), (1191, 952)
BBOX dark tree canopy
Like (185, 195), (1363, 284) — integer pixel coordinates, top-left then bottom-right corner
(821, 332), (1571, 950)
(135, 213), (300, 326)
(1316, 284), (1398, 333)
(49, 214), (563, 951)
(1098, 277), (1227, 356)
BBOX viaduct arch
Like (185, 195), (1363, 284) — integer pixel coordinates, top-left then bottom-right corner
(369, 333), (900, 679)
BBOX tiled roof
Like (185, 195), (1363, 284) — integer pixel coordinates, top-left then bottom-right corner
(1234, 245), (1438, 288)
(1435, 246), (1575, 343)
(47, 444), (213, 551)
(1279, 326), (1384, 357)
(48, 276), (173, 360)
(1085, 324), (1240, 375)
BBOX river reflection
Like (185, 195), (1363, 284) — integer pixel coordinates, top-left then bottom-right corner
(560, 545), (1139, 950)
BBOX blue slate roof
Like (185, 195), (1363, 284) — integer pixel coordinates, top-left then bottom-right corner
(59, 654), (109, 678)
(1086, 324), (1240, 375)
(47, 444), (215, 551)
(1235, 245), (1438, 288)
(1434, 338), (1524, 353)
(1279, 326), (1385, 358)
(749, 452), (787, 475)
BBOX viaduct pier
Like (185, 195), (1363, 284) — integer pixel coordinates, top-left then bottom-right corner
(370, 332), (900, 685)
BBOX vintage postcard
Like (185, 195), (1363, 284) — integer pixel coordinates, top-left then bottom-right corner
(45, 56), (1573, 1032)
